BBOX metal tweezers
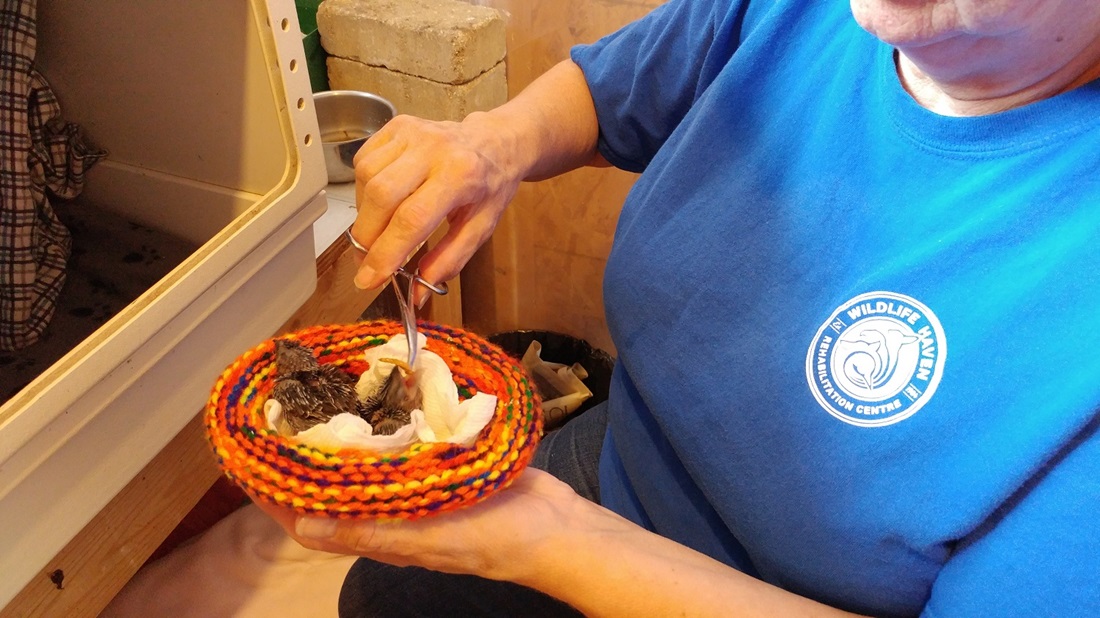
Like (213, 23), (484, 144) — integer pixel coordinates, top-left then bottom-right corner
(345, 227), (448, 368)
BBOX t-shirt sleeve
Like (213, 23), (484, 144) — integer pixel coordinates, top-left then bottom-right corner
(569, 0), (750, 172)
(921, 419), (1100, 617)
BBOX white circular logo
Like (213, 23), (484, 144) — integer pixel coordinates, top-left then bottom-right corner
(805, 291), (946, 427)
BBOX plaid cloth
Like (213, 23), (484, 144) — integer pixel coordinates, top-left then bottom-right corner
(1, 0), (105, 351)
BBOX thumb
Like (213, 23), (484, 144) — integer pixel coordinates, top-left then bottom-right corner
(294, 515), (391, 556)
(295, 516), (340, 540)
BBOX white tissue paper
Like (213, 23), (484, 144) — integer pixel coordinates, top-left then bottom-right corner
(264, 331), (497, 453)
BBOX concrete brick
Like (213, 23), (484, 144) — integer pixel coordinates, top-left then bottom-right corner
(317, 0), (506, 85)
(327, 56), (507, 121)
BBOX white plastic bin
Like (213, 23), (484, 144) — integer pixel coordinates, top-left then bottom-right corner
(0, 0), (328, 607)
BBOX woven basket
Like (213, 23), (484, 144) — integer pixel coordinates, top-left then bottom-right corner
(205, 320), (543, 520)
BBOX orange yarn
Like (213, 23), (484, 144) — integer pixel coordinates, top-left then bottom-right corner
(205, 320), (543, 520)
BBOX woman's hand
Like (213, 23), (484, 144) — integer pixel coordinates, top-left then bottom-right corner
(347, 111), (524, 304)
(259, 465), (865, 618)
(343, 60), (605, 304)
(255, 468), (595, 583)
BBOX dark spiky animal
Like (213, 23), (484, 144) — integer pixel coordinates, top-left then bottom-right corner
(358, 358), (422, 436)
(271, 339), (359, 435)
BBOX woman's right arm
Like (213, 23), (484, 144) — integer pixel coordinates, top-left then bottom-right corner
(347, 59), (602, 296)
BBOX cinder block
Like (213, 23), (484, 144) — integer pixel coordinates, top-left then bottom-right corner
(327, 57), (507, 122)
(318, 0), (506, 85)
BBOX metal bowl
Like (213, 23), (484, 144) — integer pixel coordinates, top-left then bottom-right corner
(313, 90), (396, 183)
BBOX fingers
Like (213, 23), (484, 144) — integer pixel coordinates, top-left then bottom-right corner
(291, 507), (490, 575)
(411, 205), (501, 306)
(352, 140), (423, 245)
(351, 185), (439, 289)
(254, 470), (581, 581)
(346, 114), (516, 292)
(295, 515), (383, 555)
(293, 513), (429, 566)
(352, 120), (393, 168)
(353, 175), (481, 290)
(294, 516), (340, 541)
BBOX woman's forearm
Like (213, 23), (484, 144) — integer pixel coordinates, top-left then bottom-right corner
(516, 498), (869, 618)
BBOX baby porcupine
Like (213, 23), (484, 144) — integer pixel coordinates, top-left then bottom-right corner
(271, 339), (359, 435)
(359, 358), (422, 436)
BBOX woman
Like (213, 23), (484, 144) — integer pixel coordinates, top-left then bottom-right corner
(264, 0), (1100, 615)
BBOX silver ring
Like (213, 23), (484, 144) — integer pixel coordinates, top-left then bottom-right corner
(344, 228), (449, 296)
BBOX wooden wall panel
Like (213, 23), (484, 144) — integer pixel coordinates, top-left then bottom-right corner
(461, 0), (666, 354)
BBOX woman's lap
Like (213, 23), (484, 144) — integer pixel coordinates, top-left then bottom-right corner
(528, 400), (607, 503)
(338, 402), (609, 618)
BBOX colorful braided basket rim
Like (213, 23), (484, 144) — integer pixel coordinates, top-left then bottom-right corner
(205, 320), (543, 520)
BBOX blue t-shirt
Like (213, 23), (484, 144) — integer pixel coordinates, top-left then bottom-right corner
(571, 1), (1100, 616)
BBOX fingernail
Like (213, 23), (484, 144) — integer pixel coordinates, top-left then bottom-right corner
(354, 266), (377, 290)
(296, 516), (339, 540)
(416, 288), (430, 310)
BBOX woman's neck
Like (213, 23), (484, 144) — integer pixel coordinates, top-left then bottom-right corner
(896, 14), (1100, 116)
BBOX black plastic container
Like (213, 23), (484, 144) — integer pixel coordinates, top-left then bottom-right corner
(487, 330), (615, 427)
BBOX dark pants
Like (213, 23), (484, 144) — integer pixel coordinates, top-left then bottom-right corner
(338, 402), (609, 618)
